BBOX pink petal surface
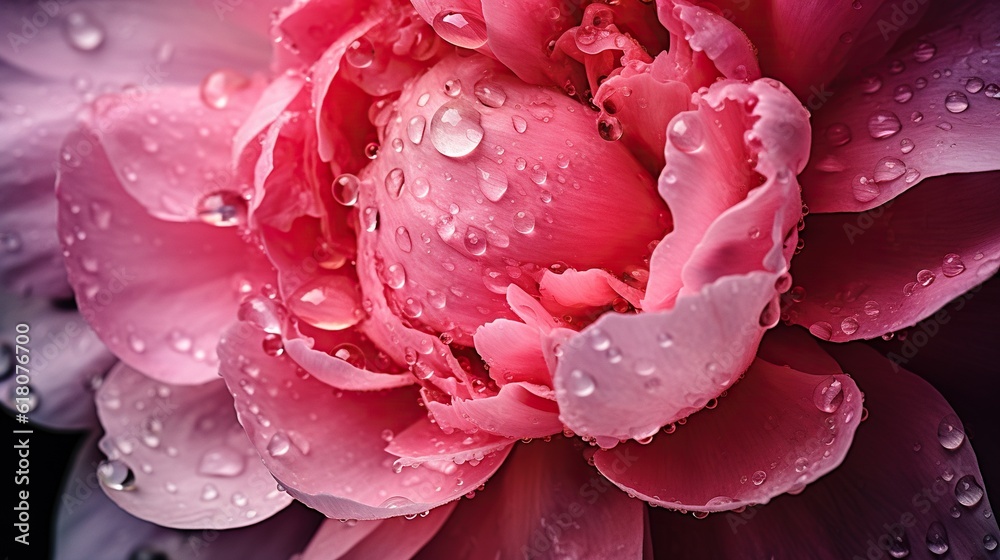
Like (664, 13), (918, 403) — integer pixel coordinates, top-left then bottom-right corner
(358, 53), (666, 344)
(801, 0), (1000, 213)
(385, 416), (512, 467)
(283, 322), (415, 391)
(554, 270), (783, 441)
(300, 502), (456, 560)
(707, 0), (929, 100)
(57, 433), (321, 560)
(416, 436), (646, 560)
(539, 268), (643, 311)
(474, 318), (552, 387)
(644, 78), (810, 311)
(217, 321), (511, 520)
(57, 125), (275, 384)
(94, 363), (293, 529)
(593, 330), (864, 512)
(451, 382), (563, 439)
(655, 0), (760, 86)
(789, 171), (1000, 342)
(0, 290), (115, 429)
(652, 342), (998, 559)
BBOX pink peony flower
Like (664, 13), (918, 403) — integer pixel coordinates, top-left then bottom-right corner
(1, 0), (998, 557)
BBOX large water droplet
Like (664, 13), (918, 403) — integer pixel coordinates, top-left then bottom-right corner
(941, 253), (965, 277)
(813, 377), (844, 413)
(916, 269), (935, 287)
(474, 78), (507, 108)
(944, 91), (969, 113)
(288, 277), (361, 331)
(345, 37), (375, 68)
(937, 414), (965, 449)
(668, 114), (704, 152)
(567, 369), (596, 397)
(852, 174), (880, 202)
(925, 521), (949, 554)
(64, 12), (105, 52)
(384, 168), (405, 199)
(432, 10), (488, 49)
(873, 157), (906, 183)
(476, 166), (508, 202)
(513, 211), (535, 234)
(464, 226), (488, 256)
(385, 263), (407, 289)
(332, 174), (361, 206)
(965, 77), (985, 94)
(985, 534), (998, 552)
(430, 101), (484, 157)
(98, 459), (135, 491)
(893, 84), (914, 104)
(841, 317), (859, 335)
(267, 431), (292, 457)
(751, 470), (767, 485)
(407, 116), (426, 145)
(598, 114), (623, 141)
(200, 69), (251, 110)
(955, 474), (984, 507)
(867, 110), (902, 139)
(196, 191), (247, 227)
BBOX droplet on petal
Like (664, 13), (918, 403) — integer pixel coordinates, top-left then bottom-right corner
(345, 37), (375, 69)
(332, 174), (361, 206)
(63, 11), (105, 52)
(474, 78), (507, 108)
(944, 91), (969, 113)
(97, 459), (135, 491)
(430, 101), (484, 157)
(196, 191), (247, 227)
(867, 110), (902, 139)
(941, 253), (965, 277)
(200, 69), (251, 110)
(432, 10), (489, 49)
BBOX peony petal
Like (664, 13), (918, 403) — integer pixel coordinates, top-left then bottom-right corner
(56, 433), (321, 560)
(94, 363), (293, 529)
(592, 331), (864, 512)
(217, 321), (511, 520)
(385, 416), (512, 467)
(232, 70), (306, 169)
(655, 0), (760, 87)
(283, 324), (415, 391)
(416, 436), (646, 560)
(451, 382), (563, 439)
(474, 318), (552, 387)
(649, 342), (998, 559)
(706, 0), (930, 100)
(539, 268), (642, 311)
(0, 290), (114, 429)
(57, 125), (275, 384)
(801, 1), (1000, 213)
(789, 171), (1000, 342)
(644, 78), (810, 311)
(554, 270), (782, 441)
(300, 502), (456, 560)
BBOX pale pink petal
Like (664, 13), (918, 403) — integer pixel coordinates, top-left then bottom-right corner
(539, 268), (643, 310)
(801, 1), (1000, 213)
(706, 0), (930, 100)
(301, 502), (456, 560)
(385, 416), (512, 467)
(451, 382), (563, 439)
(789, 171), (1000, 342)
(592, 331), (863, 512)
(474, 318), (552, 387)
(94, 363), (293, 528)
(0, 291), (114, 429)
(655, 0), (760, 86)
(56, 434), (322, 560)
(217, 321), (511, 520)
(555, 271), (782, 441)
(357, 53), (666, 345)
(416, 436), (646, 559)
(233, 70), (306, 169)
(644, 78), (809, 311)
(57, 125), (274, 384)
(648, 343), (998, 559)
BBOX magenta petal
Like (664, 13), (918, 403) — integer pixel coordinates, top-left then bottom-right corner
(451, 382), (563, 439)
(217, 321), (511, 520)
(651, 342), (998, 559)
(592, 332), (863, 512)
(385, 416), (512, 467)
(644, 78), (810, 311)
(790, 171), (1000, 342)
(301, 502), (456, 560)
(802, 1), (1000, 213)
(94, 363), (293, 529)
(0, 291), (114, 429)
(57, 433), (321, 560)
(555, 270), (783, 441)
(416, 436), (646, 560)
(655, 0), (760, 86)
(283, 331), (415, 391)
(57, 125), (274, 384)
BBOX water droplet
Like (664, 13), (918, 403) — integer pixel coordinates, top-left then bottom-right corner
(200, 69), (250, 110)
(474, 78), (507, 108)
(332, 174), (361, 206)
(393, 226), (413, 253)
(384, 168), (405, 199)
(430, 101), (484, 157)
(813, 377), (844, 413)
(197, 191), (247, 227)
(852, 174), (879, 203)
(955, 474), (984, 507)
(863, 300), (880, 317)
(201, 483), (219, 501)
(444, 79), (462, 97)
(941, 253), (965, 277)
(511, 115), (528, 133)
(379, 495), (416, 509)
(63, 11), (105, 51)
(985, 83), (1000, 99)
(825, 123), (852, 146)
(345, 37), (375, 68)
(633, 359), (656, 376)
(867, 110), (902, 139)
(985, 535), (998, 552)
(407, 116), (426, 144)
(199, 448), (246, 477)
(913, 41), (936, 62)
(916, 269), (935, 287)
(432, 10), (488, 49)
(751, 470), (766, 486)
(900, 138), (914, 154)
(464, 226), (488, 256)
(965, 77), (985, 94)
(97, 460), (135, 491)
(598, 114), (623, 141)
(476, 166), (508, 202)
(262, 333), (284, 357)
(944, 91), (969, 113)
(873, 157), (906, 183)
(668, 114), (703, 152)
(267, 431), (291, 457)
(231, 492), (248, 507)
(385, 263), (406, 289)
(513, 211), (535, 234)
(893, 84), (914, 103)
(568, 369), (596, 397)
(794, 457), (809, 473)
(925, 521), (949, 554)
(361, 207), (379, 232)
(938, 414), (965, 449)
(860, 73), (883, 94)
(841, 317), (859, 335)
